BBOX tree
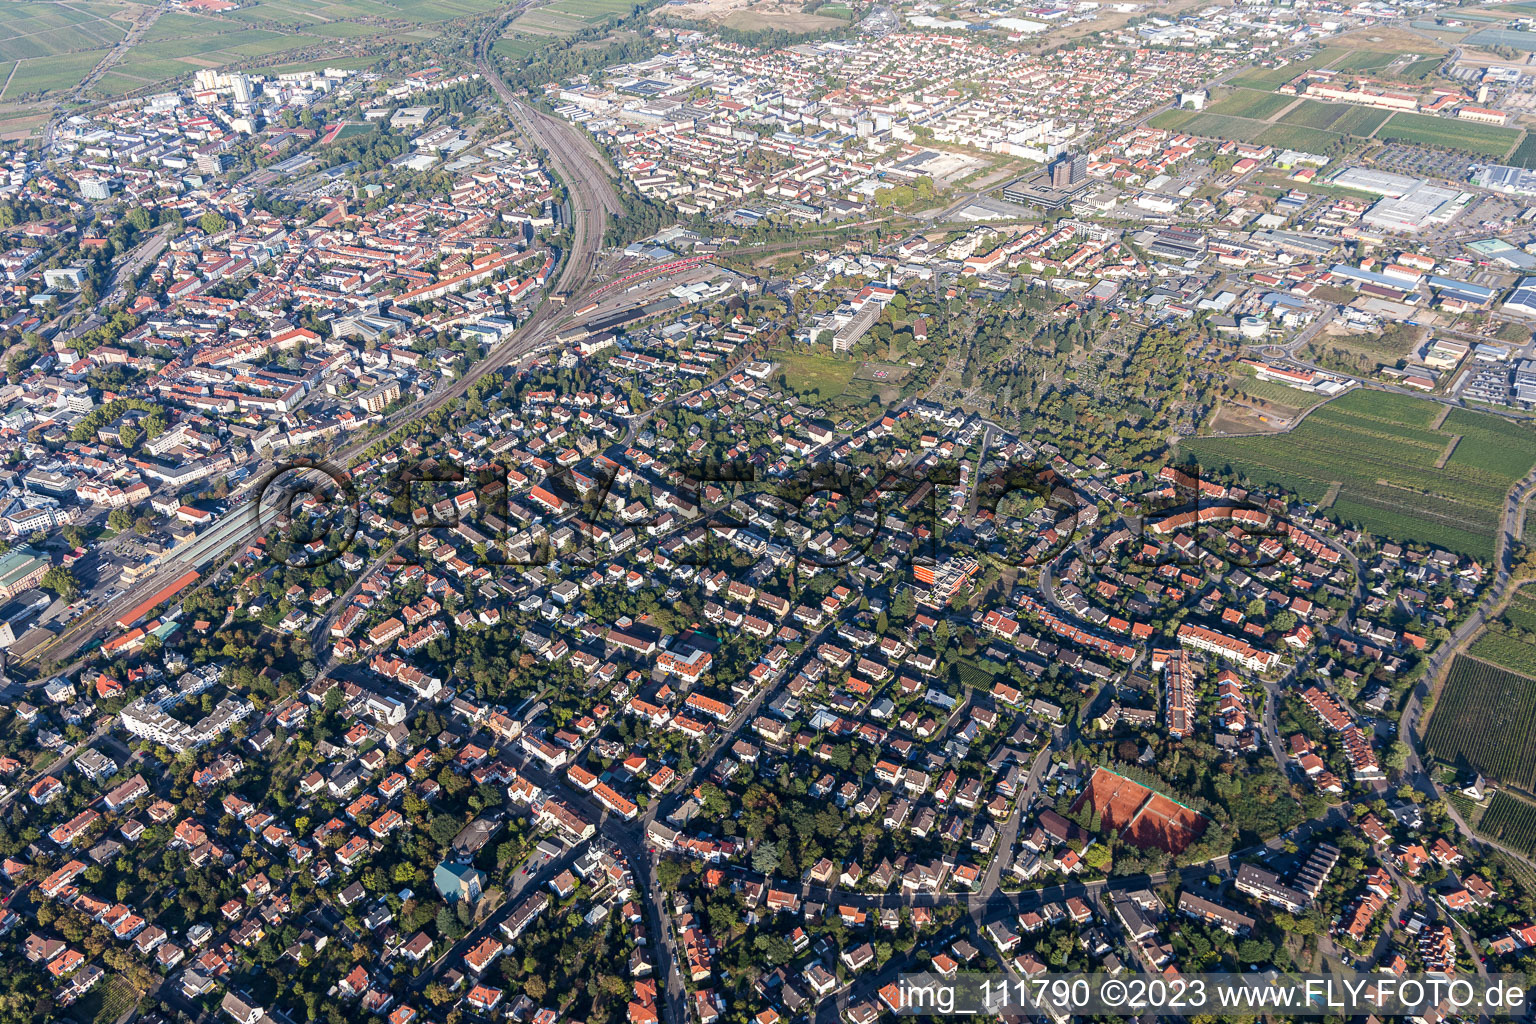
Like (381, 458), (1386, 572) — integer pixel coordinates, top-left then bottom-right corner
(108, 507), (132, 532)
(41, 567), (79, 601)
(429, 815), (461, 848)
(434, 905), (464, 940)
(199, 212), (228, 235)
(752, 841), (782, 875)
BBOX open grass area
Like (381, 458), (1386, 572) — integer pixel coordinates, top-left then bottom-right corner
(771, 350), (859, 402)
(1426, 654), (1536, 794)
(1377, 111), (1523, 157)
(1227, 49), (1345, 89)
(1184, 389), (1536, 559)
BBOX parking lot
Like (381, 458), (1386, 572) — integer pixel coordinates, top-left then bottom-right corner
(1366, 143), (1480, 184)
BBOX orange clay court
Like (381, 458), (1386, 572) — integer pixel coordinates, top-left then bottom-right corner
(1071, 766), (1208, 854)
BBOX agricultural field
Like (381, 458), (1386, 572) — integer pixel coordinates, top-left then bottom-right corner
(5, 49), (110, 99)
(0, 1), (129, 62)
(1227, 368), (1311, 414)
(1476, 791), (1536, 856)
(1509, 133), (1536, 170)
(1377, 111), (1523, 158)
(61, 0), (519, 97)
(1147, 110), (1340, 153)
(502, 0), (643, 47)
(1425, 654), (1536, 794)
(1467, 26), (1536, 50)
(1185, 390), (1536, 559)
(1278, 99), (1392, 136)
(1204, 87), (1295, 120)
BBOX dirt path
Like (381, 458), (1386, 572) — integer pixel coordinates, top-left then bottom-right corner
(1431, 403), (1453, 430)
(1434, 434), (1462, 469)
(1269, 96), (1307, 123)
(1319, 481), (1342, 508)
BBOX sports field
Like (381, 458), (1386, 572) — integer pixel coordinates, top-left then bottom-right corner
(1185, 390), (1536, 559)
(1427, 654), (1536, 795)
(1071, 767), (1208, 854)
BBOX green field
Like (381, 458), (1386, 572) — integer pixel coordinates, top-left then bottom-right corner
(1377, 111), (1522, 158)
(546, 0), (644, 20)
(1206, 88), (1295, 120)
(1278, 100), (1392, 136)
(1332, 50), (1405, 72)
(772, 350), (860, 401)
(1477, 791), (1536, 856)
(1185, 390), (1536, 559)
(1426, 654), (1536, 794)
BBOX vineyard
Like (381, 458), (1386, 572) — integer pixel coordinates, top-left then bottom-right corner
(1425, 655), (1536, 793)
(1186, 390), (1536, 558)
(1469, 627), (1536, 677)
(1502, 586), (1536, 633)
(1477, 791), (1536, 857)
